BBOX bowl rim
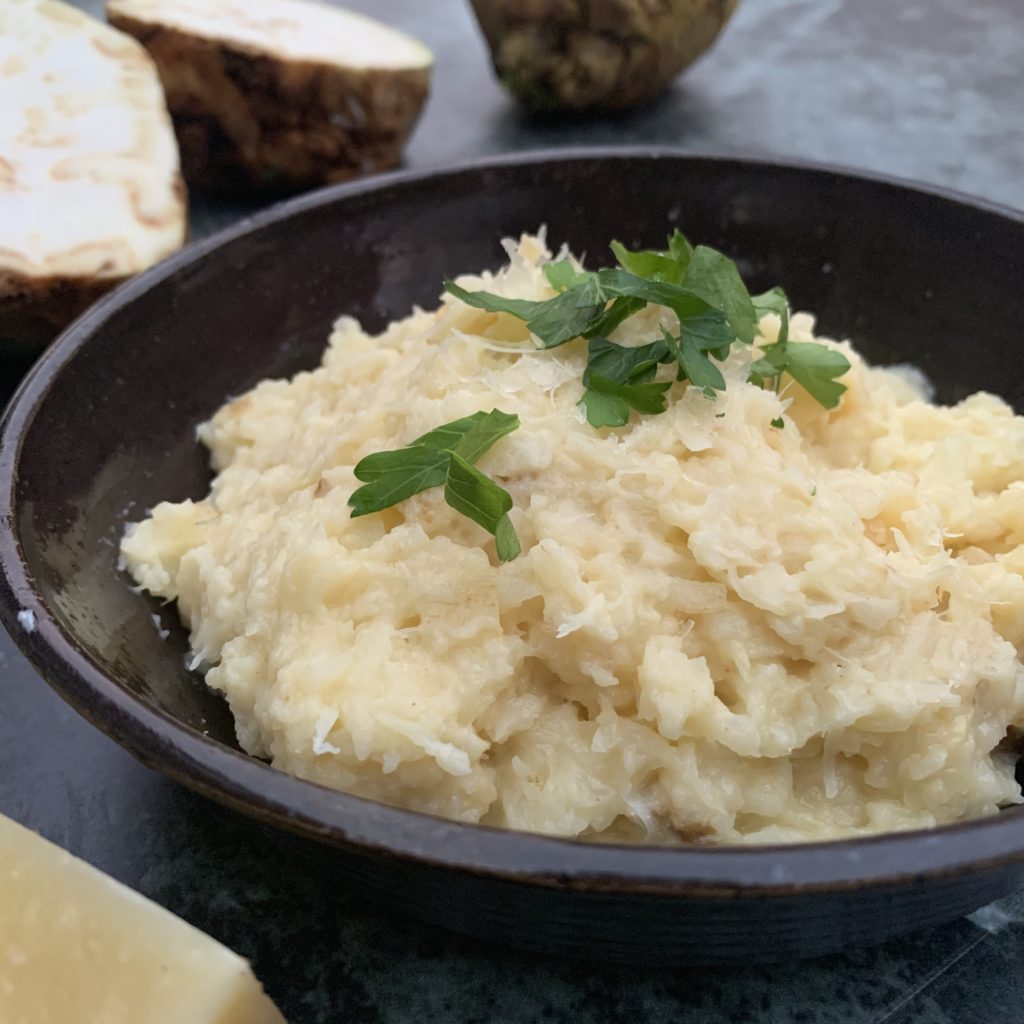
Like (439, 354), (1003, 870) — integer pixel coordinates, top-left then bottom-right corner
(3, 146), (1024, 896)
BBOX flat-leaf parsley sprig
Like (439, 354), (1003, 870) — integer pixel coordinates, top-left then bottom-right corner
(348, 409), (522, 562)
(747, 290), (851, 409)
(444, 231), (851, 427)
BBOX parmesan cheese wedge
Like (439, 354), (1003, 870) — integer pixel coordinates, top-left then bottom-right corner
(0, 814), (285, 1024)
(0, 0), (186, 346)
(107, 0), (433, 193)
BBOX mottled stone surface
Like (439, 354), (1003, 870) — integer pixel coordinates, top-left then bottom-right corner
(3, 1), (1024, 1021)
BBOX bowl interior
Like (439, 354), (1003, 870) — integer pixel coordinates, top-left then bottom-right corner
(7, 152), (1024, 776)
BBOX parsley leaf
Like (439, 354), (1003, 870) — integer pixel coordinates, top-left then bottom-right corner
(748, 305), (791, 391)
(494, 512), (522, 562)
(667, 229), (694, 265)
(542, 259), (586, 292)
(410, 408), (519, 463)
(587, 373), (672, 414)
(594, 268), (715, 323)
(582, 337), (672, 385)
(676, 309), (735, 353)
(580, 374), (671, 427)
(747, 304), (851, 409)
(441, 280), (540, 321)
(348, 447), (450, 518)
(527, 277), (607, 347)
(584, 295), (645, 339)
(662, 326), (727, 392)
(579, 388), (630, 428)
(609, 230), (693, 284)
(683, 246), (758, 344)
(783, 343), (851, 408)
(349, 410), (522, 560)
(443, 452), (519, 560)
(752, 286), (789, 320)
(579, 337), (675, 427)
(444, 277), (606, 349)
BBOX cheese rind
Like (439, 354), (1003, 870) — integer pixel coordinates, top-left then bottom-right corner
(0, 814), (285, 1024)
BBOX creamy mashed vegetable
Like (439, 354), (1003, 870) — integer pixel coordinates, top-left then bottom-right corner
(122, 235), (1024, 844)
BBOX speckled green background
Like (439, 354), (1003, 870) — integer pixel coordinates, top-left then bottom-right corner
(4, 1), (1024, 1020)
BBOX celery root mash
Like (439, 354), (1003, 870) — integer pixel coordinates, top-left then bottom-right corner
(122, 234), (1024, 844)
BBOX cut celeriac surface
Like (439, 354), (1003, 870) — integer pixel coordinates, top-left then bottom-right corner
(122, 235), (1024, 845)
(107, 0), (432, 192)
(0, 0), (186, 346)
(0, 813), (285, 1024)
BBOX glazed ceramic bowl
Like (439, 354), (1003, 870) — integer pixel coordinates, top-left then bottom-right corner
(2, 151), (1024, 965)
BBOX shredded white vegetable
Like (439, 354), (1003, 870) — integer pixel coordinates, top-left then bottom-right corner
(122, 235), (1024, 845)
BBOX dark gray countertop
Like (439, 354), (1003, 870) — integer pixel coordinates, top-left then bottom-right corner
(4, 1), (1024, 1021)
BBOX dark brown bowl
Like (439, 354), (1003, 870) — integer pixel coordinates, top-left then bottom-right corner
(2, 150), (1024, 965)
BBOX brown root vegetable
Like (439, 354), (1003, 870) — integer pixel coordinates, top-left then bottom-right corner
(470, 0), (740, 113)
(0, 0), (186, 348)
(106, 0), (433, 194)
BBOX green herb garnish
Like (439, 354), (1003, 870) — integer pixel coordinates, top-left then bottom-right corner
(443, 277), (606, 350)
(353, 232), (852, 562)
(609, 229), (691, 283)
(348, 409), (521, 562)
(752, 286), (789, 319)
(747, 305), (850, 408)
(444, 233), (851, 427)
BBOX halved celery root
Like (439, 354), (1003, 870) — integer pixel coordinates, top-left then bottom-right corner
(107, 0), (433, 193)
